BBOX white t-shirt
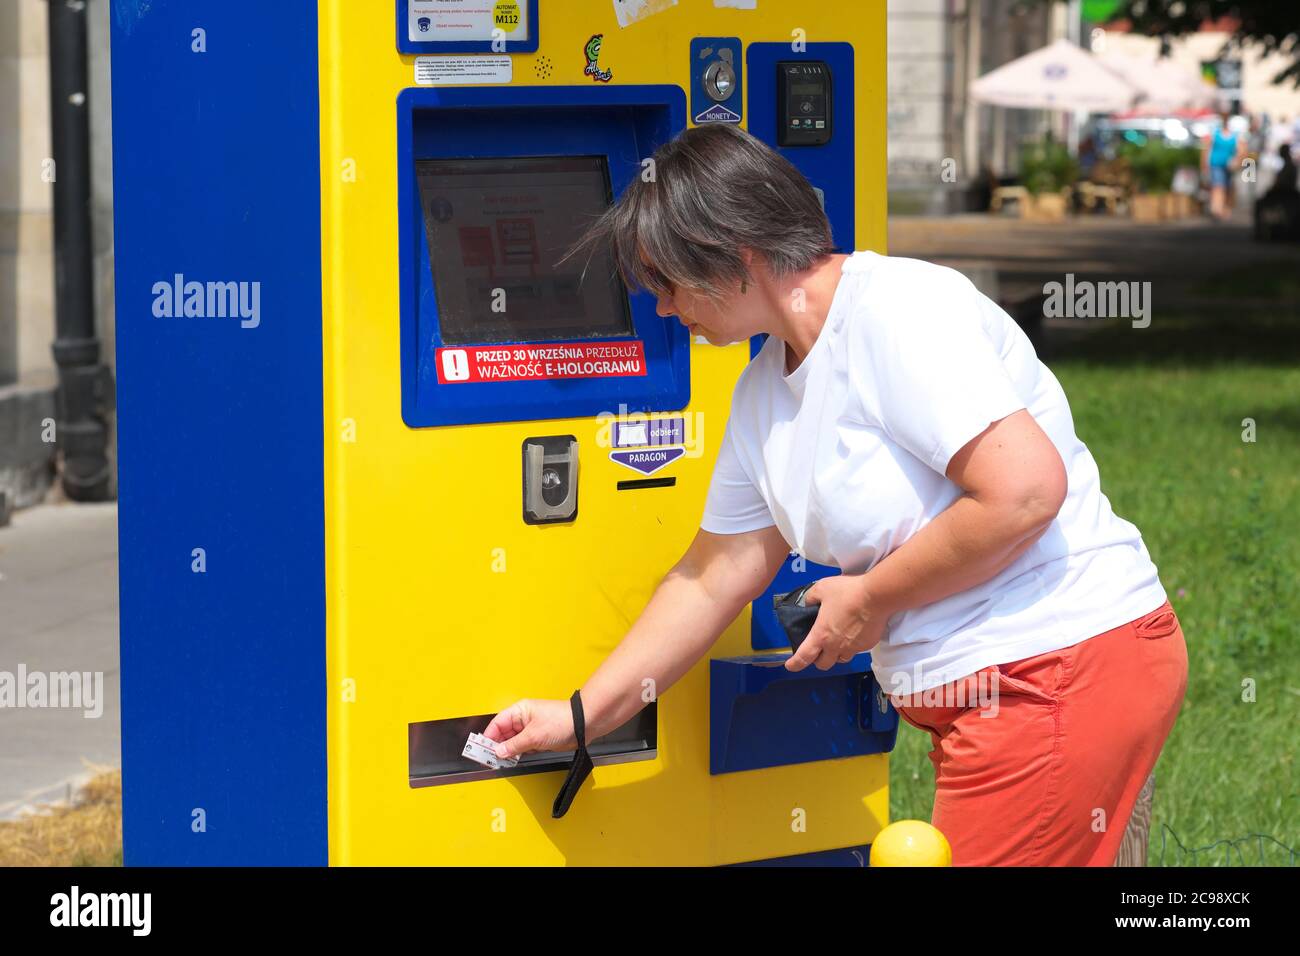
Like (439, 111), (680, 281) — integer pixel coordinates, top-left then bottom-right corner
(700, 251), (1168, 695)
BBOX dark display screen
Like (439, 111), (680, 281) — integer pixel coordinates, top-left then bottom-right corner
(416, 156), (634, 346)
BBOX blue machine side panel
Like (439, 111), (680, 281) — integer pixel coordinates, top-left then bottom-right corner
(110, 0), (326, 864)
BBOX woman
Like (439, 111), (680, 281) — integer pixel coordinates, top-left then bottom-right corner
(1203, 107), (1246, 220)
(485, 124), (1188, 866)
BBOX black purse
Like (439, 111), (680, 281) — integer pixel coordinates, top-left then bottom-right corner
(772, 582), (821, 654)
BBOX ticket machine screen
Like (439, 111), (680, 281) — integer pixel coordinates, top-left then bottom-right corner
(416, 155), (634, 345)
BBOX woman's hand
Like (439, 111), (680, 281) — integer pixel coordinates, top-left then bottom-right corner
(483, 698), (577, 760)
(785, 573), (890, 672)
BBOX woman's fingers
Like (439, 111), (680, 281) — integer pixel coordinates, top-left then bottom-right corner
(788, 633), (852, 671)
(495, 727), (539, 760)
(814, 646), (841, 670)
(483, 700), (529, 746)
(483, 698), (576, 758)
(785, 631), (823, 671)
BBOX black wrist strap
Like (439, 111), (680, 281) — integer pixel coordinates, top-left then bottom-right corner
(551, 689), (594, 819)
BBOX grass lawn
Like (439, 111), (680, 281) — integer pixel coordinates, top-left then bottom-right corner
(889, 311), (1300, 866)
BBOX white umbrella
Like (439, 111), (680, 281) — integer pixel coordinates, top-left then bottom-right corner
(971, 38), (1140, 113)
(1099, 52), (1217, 113)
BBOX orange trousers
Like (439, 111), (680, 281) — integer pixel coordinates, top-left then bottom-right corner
(889, 600), (1188, 866)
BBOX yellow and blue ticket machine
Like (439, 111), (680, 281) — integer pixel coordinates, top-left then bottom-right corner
(111, 0), (892, 865)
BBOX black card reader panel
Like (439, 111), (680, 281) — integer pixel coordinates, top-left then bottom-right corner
(777, 61), (832, 147)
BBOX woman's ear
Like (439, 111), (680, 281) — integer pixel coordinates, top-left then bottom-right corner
(739, 248), (755, 294)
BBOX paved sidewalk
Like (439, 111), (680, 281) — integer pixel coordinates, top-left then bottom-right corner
(0, 501), (120, 819)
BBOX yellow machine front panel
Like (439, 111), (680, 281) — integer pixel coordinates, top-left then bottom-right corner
(319, 0), (888, 865)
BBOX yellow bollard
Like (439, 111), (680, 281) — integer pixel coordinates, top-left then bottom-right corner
(869, 821), (953, 867)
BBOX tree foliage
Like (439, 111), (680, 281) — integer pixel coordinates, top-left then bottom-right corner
(1046, 1), (1300, 87)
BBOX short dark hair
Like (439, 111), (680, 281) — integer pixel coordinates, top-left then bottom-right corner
(566, 124), (834, 300)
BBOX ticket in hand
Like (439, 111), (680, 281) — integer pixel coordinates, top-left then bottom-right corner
(463, 731), (519, 770)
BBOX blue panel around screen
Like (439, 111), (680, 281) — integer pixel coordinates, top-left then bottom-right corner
(397, 85), (690, 428)
(397, 0), (540, 54)
(109, 1), (326, 863)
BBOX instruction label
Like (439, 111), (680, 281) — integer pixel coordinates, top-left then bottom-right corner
(436, 341), (648, 383)
(415, 55), (513, 85)
(408, 0), (530, 43)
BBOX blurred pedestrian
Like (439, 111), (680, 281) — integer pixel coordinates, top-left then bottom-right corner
(1271, 142), (1298, 194)
(1202, 106), (1246, 220)
(1263, 114), (1295, 187)
(1078, 133), (1098, 179)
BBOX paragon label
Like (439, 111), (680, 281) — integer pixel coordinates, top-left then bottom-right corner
(610, 446), (686, 475)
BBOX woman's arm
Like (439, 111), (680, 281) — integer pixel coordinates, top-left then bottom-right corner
(864, 408), (1066, 612)
(486, 523), (791, 757)
(787, 408), (1067, 671)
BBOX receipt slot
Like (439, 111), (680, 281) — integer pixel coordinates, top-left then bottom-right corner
(110, 1), (890, 866)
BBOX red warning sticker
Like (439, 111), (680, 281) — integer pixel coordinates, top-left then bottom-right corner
(435, 341), (648, 384)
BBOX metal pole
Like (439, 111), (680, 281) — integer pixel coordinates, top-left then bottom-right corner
(48, 0), (113, 501)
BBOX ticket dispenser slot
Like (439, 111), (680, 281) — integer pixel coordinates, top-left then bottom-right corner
(409, 706), (657, 787)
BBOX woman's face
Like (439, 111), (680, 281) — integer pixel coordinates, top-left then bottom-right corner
(651, 274), (763, 346)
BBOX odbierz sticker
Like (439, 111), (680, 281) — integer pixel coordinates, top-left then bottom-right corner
(584, 34), (613, 83)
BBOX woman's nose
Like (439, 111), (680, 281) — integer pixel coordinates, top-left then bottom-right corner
(655, 295), (676, 319)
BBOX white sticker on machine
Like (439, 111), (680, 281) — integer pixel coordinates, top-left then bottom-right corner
(409, 0), (530, 43)
(414, 55), (513, 86)
(613, 0), (678, 29)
